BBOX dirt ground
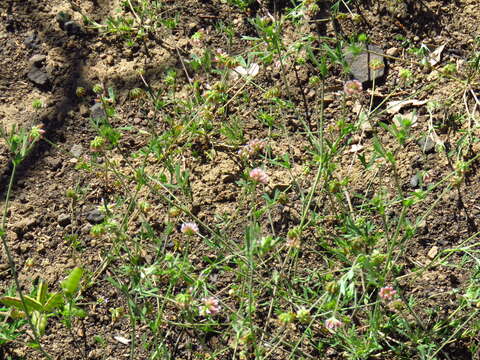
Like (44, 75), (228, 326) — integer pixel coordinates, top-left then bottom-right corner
(1, 0), (480, 359)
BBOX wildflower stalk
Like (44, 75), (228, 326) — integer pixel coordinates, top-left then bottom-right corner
(385, 202), (408, 269)
(299, 159), (324, 231)
(247, 230), (258, 353)
(129, 304), (137, 360)
(369, 76), (376, 114)
(298, 77), (328, 232)
(272, 18), (292, 102)
(318, 79), (325, 155)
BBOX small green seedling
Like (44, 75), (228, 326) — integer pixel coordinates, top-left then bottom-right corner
(0, 280), (63, 336)
(0, 267), (84, 336)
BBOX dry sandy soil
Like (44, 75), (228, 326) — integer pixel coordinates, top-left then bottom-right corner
(1, 0), (480, 359)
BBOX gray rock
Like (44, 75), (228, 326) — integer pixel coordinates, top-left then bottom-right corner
(90, 103), (106, 121)
(70, 144), (83, 157)
(27, 66), (49, 86)
(64, 21), (81, 35)
(410, 174), (419, 188)
(86, 209), (105, 224)
(417, 136), (435, 154)
(58, 213), (71, 227)
(344, 44), (385, 83)
(29, 54), (46, 67)
(24, 32), (38, 48)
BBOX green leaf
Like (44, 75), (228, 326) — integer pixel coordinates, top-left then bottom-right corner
(0, 296), (24, 310)
(69, 305), (87, 318)
(241, 36), (260, 41)
(372, 137), (385, 157)
(43, 293), (64, 312)
(1, 295), (43, 312)
(37, 280), (48, 304)
(61, 267), (83, 296)
(27, 341), (41, 349)
(23, 296), (44, 312)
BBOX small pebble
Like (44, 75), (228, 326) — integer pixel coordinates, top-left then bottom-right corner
(70, 144), (83, 158)
(27, 66), (49, 86)
(81, 224), (92, 235)
(105, 55), (114, 65)
(29, 54), (46, 67)
(86, 209), (105, 224)
(360, 120), (373, 133)
(410, 174), (419, 188)
(37, 243), (46, 253)
(386, 47), (399, 56)
(58, 213), (71, 227)
(19, 243), (31, 253)
(24, 32), (38, 48)
(417, 136), (435, 154)
(427, 246), (438, 259)
(12, 217), (37, 234)
(79, 104), (89, 117)
(90, 103), (106, 121)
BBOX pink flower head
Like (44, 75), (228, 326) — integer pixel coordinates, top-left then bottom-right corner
(238, 139), (265, 158)
(29, 123), (46, 141)
(249, 168), (269, 185)
(286, 228), (301, 249)
(379, 286), (397, 301)
(344, 79), (363, 96)
(248, 139), (265, 152)
(423, 171), (433, 185)
(200, 297), (221, 316)
(286, 237), (301, 249)
(325, 317), (343, 332)
(213, 48), (227, 63)
(180, 222), (199, 236)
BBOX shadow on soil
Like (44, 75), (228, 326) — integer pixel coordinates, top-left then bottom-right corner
(0, 0), (181, 197)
